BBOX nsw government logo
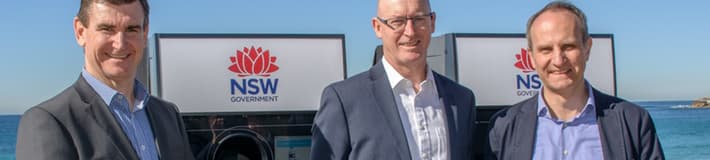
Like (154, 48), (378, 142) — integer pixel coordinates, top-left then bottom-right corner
(514, 48), (540, 97)
(227, 46), (279, 103)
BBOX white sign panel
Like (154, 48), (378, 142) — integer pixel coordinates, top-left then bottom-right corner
(454, 36), (615, 106)
(156, 35), (345, 112)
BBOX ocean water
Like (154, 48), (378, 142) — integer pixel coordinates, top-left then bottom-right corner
(0, 115), (19, 160)
(637, 101), (710, 159)
(0, 101), (708, 159)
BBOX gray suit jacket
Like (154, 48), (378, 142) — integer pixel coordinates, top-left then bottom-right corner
(16, 76), (195, 160)
(486, 88), (665, 160)
(311, 62), (477, 160)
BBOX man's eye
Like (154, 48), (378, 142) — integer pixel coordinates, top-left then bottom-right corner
(537, 48), (552, 54)
(389, 19), (405, 26)
(98, 27), (113, 31)
(562, 45), (576, 51)
(414, 16), (427, 21)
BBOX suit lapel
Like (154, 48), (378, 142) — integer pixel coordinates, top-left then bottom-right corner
(515, 97), (538, 160)
(76, 76), (138, 160)
(433, 73), (459, 156)
(145, 100), (168, 159)
(370, 63), (412, 159)
(593, 89), (627, 160)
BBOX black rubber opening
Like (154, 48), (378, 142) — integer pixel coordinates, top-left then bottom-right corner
(210, 130), (272, 160)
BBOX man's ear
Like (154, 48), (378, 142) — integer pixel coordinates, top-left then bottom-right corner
(73, 17), (86, 47)
(584, 37), (593, 62)
(429, 12), (436, 33)
(143, 21), (150, 40)
(528, 48), (536, 69)
(372, 17), (383, 39)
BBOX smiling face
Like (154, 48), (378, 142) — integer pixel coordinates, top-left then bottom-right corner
(373, 0), (435, 68)
(74, 1), (148, 88)
(528, 9), (592, 94)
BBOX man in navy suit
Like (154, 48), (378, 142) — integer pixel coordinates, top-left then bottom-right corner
(486, 1), (664, 160)
(310, 0), (476, 159)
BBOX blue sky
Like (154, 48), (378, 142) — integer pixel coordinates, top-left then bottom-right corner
(1, 0), (708, 114)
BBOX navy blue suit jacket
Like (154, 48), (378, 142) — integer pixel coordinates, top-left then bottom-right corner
(311, 62), (477, 160)
(487, 88), (664, 160)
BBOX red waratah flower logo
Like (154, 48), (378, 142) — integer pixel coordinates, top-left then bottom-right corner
(514, 48), (535, 73)
(228, 46), (279, 77)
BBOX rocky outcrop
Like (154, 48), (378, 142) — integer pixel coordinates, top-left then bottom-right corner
(691, 97), (710, 108)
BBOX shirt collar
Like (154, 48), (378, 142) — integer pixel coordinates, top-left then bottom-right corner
(82, 69), (150, 111)
(382, 57), (435, 89)
(536, 80), (596, 122)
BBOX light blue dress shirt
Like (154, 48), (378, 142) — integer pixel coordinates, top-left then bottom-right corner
(82, 70), (159, 160)
(533, 82), (603, 160)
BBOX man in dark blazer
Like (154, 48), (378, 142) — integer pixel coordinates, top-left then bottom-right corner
(310, 0), (476, 159)
(16, 0), (194, 159)
(487, 1), (664, 160)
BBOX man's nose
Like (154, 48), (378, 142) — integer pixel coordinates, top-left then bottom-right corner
(551, 48), (567, 66)
(112, 32), (127, 50)
(402, 19), (416, 36)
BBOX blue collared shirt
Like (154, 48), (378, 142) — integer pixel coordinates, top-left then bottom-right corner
(82, 70), (159, 160)
(533, 83), (603, 160)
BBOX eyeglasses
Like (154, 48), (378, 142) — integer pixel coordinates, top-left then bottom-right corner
(376, 12), (435, 31)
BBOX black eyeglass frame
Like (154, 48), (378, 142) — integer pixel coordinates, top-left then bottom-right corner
(376, 12), (435, 30)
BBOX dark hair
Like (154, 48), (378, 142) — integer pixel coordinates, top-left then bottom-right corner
(77, 0), (149, 26)
(526, 1), (589, 49)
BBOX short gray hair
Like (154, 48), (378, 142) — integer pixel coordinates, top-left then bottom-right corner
(526, 1), (589, 49)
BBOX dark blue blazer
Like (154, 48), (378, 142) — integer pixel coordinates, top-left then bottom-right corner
(311, 62), (477, 160)
(486, 88), (665, 160)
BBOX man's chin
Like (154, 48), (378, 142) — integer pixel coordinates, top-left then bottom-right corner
(401, 54), (426, 63)
(398, 49), (425, 57)
(543, 80), (583, 93)
(103, 70), (135, 81)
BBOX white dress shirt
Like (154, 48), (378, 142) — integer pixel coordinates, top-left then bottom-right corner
(382, 59), (449, 160)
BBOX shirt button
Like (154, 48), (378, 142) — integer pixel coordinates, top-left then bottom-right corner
(141, 145), (146, 151)
(563, 149), (568, 155)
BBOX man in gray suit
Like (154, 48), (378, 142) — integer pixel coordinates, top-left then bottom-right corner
(310, 0), (476, 159)
(16, 0), (194, 159)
